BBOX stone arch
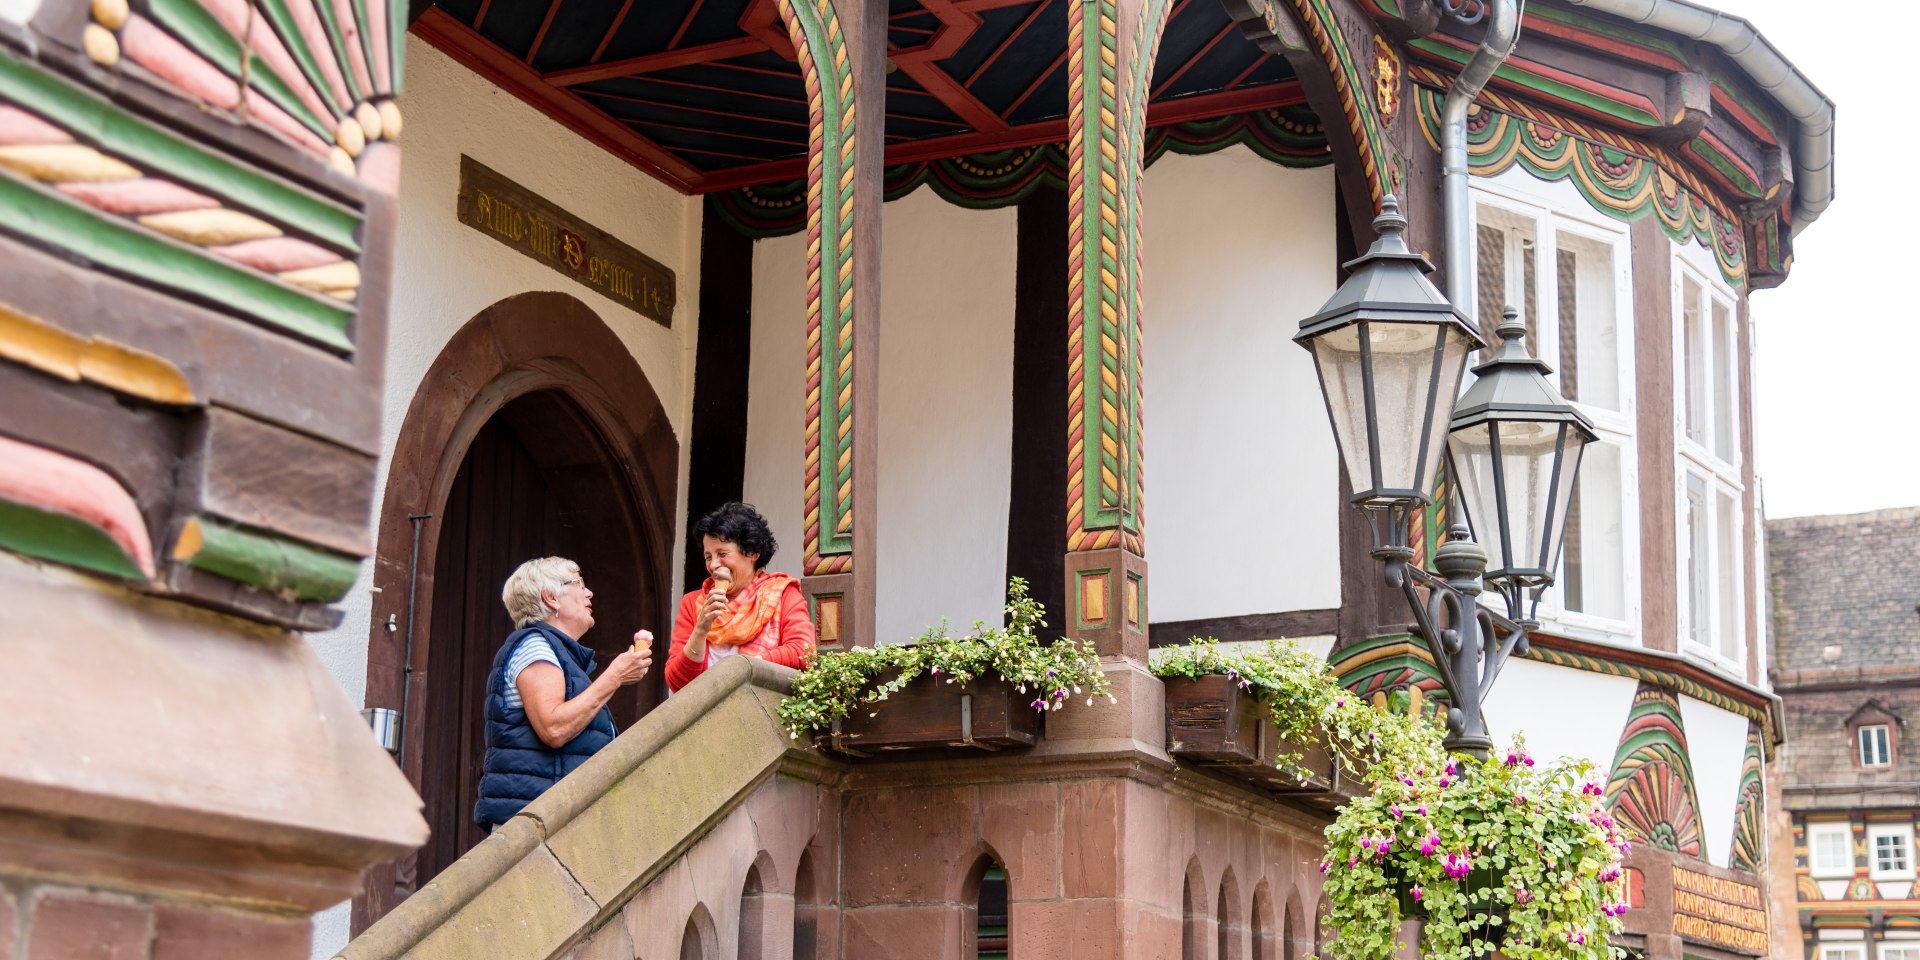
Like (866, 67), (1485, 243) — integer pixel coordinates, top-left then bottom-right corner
(1218, 867), (1246, 960)
(682, 902), (720, 960)
(353, 291), (679, 927)
(1283, 888), (1308, 960)
(740, 850), (779, 960)
(962, 849), (1012, 959)
(793, 845), (826, 960)
(1182, 857), (1208, 960)
(1252, 879), (1280, 960)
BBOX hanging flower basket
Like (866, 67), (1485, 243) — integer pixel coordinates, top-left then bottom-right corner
(777, 579), (1113, 759)
(1161, 673), (1353, 807)
(826, 667), (1039, 754)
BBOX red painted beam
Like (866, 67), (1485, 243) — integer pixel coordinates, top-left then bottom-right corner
(546, 35), (771, 87)
(590, 0), (636, 63)
(412, 9), (705, 193)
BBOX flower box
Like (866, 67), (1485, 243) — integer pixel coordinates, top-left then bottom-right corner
(1162, 673), (1360, 810)
(825, 669), (1041, 755)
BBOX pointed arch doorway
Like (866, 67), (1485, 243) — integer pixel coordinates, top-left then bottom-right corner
(355, 292), (678, 928)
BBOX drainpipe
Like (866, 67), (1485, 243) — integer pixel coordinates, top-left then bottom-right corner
(1442, 0), (1522, 318)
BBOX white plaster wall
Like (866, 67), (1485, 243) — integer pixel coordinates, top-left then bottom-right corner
(1140, 147), (1341, 624)
(1681, 694), (1757, 868)
(306, 38), (702, 957)
(873, 190), (1016, 642)
(1480, 658), (1640, 771)
(0, 0), (42, 25)
(741, 229), (810, 579)
(741, 190), (1017, 644)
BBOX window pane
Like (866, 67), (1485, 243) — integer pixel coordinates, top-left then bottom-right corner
(1684, 474), (1710, 649)
(1876, 833), (1910, 873)
(1717, 490), (1741, 661)
(1559, 233), (1621, 411)
(1714, 299), (1736, 461)
(1814, 829), (1849, 872)
(1862, 726), (1891, 767)
(1884, 947), (1920, 960)
(1522, 238), (1541, 365)
(1477, 224), (1507, 332)
(1557, 247), (1579, 402)
(1563, 441), (1625, 619)
(1684, 277), (1708, 444)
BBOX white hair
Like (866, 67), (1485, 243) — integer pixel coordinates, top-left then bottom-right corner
(501, 557), (580, 629)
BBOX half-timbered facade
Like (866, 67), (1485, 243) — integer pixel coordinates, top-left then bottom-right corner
(0, 0), (1829, 957)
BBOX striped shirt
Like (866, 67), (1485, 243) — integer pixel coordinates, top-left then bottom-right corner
(502, 636), (562, 711)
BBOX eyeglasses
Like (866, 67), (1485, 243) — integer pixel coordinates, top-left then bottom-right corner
(560, 577), (582, 589)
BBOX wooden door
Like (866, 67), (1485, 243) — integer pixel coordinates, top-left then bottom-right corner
(413, 390), (661, 885)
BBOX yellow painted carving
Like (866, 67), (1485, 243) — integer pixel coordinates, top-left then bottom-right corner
(354, 103), (383, 141)
(171, 517), (204, 561)
(337, 117), (367, 158)
(138, 208), (283, 245)
(83, 24), (120, 67)
(377, 101), (404, 140)
(92, 0), (129, 29)
(279, 260), (362, 293)
(1083, 574), (1108, 624)
(0, 302), (196, 405)
(0, 144), (139, 182)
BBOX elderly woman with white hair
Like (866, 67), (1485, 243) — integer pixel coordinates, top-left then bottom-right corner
(473, 556), (652, 829)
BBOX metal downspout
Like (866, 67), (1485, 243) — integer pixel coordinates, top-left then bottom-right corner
(1442, 0), (1521, 317)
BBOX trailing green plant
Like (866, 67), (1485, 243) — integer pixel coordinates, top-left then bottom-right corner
(1319, 739), (1632, 960)
(1150, 638), (1444, 778)
(776, 577), (1112, 739)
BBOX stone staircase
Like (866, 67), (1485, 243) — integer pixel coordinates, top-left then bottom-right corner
(339, 656), (842, 960)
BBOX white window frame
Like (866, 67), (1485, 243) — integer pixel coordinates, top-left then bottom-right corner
(1820, 946), (1866, 960)
(1881, 946), (1920, 960)
(1470, 171), (1640, 645)
(1871, 824), (1915, 881)
(1672, 245), (1745, 672)
(1809, 821), (1853, 878)
(1861, 724), (1894, 768)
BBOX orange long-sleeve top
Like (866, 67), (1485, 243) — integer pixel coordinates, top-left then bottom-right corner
(665, 578), (816, 692)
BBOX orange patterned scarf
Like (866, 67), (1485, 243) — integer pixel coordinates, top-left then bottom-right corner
(703, 572), (795, 655)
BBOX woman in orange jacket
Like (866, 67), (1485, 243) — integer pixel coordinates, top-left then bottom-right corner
(665, 501), (817, 692)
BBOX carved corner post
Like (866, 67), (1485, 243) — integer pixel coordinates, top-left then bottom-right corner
(785, 0), (883, 649)
(1060, 0), (1173, 663)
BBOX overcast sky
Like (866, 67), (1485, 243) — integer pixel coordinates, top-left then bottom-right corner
(1715, 0), (1920, 519)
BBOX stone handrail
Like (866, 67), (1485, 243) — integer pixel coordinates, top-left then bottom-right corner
(338, 656), (831, 960)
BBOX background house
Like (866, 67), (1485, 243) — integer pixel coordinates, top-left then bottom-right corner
(1769, 508), (1920, 960)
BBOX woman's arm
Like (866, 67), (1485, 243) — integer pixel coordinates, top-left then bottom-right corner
(664, 591), (706, 692)
(758, 582), (818, 670)
(516, 650), (646, 748)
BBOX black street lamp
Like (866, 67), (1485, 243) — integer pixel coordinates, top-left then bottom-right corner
(1296, 196), (1592, 759)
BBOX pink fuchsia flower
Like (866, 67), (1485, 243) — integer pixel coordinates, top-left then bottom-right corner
(1513, 886), (1534, 905)
(1030, 698), (1047, 710)
(1442, 852), (1473, 880)
(1581, 780), (1604, 796)
(1504, 749), (1533, 767)
(1602, 902), (1630, 917)
(1616, 840), (1633, 855)
(1567, 931), (1588, 945)
(1390, 804), (1404, 820)
(1419, 832), (1442, 856)
(1319, 860), (1332, 875)
(1444, 762), (1458, 777)
(1410, 886), (1425, 902)
(1417, 805), (1429, 817)
(1598, 865), (1622, 883)
(1438, 777), (1452, 788)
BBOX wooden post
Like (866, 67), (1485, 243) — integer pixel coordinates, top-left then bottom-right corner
(783, 0), (884, 648)
(1061, 0), (1172, 661)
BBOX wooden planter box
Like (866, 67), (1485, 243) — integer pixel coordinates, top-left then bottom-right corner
(1162, 673), (1363, 811)
(826, 670), (1041, 756)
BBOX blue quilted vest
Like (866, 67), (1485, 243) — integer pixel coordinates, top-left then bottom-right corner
(472, 622), (616, 826)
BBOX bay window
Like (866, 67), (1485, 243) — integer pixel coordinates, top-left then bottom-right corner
(1674, 261), (1745, 668)
(1473, 183), (1636, 637)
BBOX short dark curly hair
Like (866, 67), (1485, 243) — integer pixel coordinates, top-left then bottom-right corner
(693, 501), (778, 570)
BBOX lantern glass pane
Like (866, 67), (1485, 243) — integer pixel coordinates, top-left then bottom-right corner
(1543, 431), (1586, 577)
(1310, 324), (1377, 501)
(1448, 422), (1508, 572)
(1364, 321), (1444, 498)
